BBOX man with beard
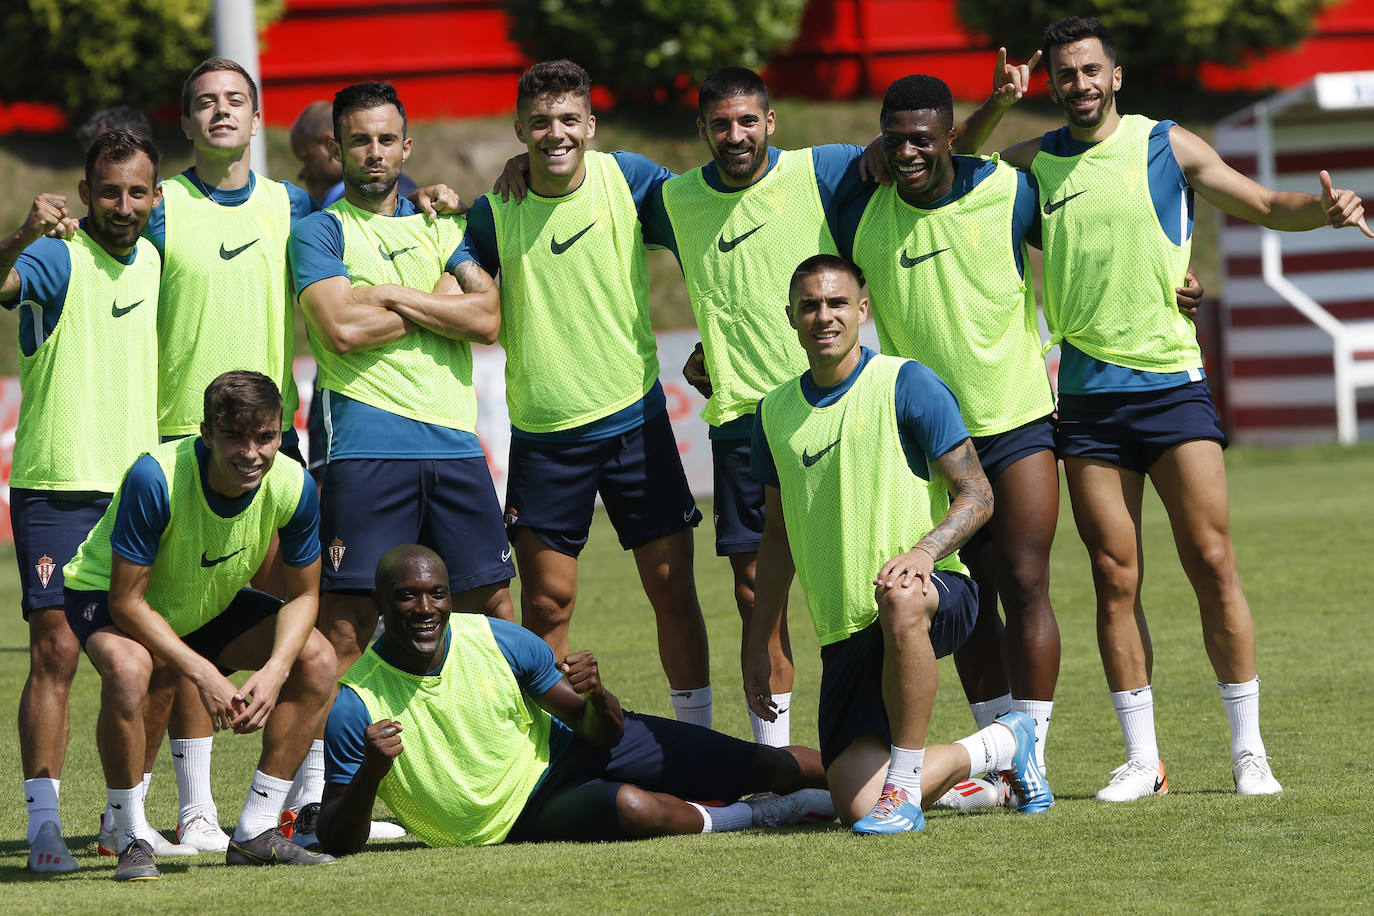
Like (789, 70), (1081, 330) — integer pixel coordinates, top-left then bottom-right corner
(289, 83), (514, 713)
(975, 16), (1371, 800)
(0, 129), (169, 873)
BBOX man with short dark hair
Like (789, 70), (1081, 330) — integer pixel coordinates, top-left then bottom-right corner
(978, 15), (1371, 800)
(63, 371), (336, 880)
(745, 255), (1051, 834)
(317, 544), (833, 852)
(0, 129), (165, 873)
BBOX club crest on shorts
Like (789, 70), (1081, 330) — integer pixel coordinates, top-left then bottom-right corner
(329, 538), (346, 572)
(504, 506), (519, 528)
(35, 555), (55, 588)
(82, 602), (98, 622)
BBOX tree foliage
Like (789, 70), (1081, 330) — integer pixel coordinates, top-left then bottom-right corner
(957, 0), (1335, 83)
(506, 0), (809, 106)
(0, 0), (284, 118)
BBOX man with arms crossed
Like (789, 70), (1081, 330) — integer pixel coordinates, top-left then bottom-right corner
(981, 16), (1370, 799)
(745, 255), (1052, 834)
(1, 129), (164, 872)
(63, 372), (336, 879)
(318, 544), (832, 852)
(456, 60), (713, 726)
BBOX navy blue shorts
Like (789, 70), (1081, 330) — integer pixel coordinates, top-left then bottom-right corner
(816, 571), (979, 770)
(508, 712), (758, 842)
(65, 587), (280, 673)
(504, 410), (702, 557)
(11, 489), (110, 618)
(320, 457), (514, 593)
(1056, 380), (1227, 475)
(710, 438), (765, 556)
(971, 415), (1056, 485)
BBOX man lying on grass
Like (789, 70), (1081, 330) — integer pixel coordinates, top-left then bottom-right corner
(316, 544), (834, 851)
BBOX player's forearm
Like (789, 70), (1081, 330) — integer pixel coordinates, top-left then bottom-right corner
(303, 286), (414, 354)
(916, 479), (993, 561)
(952, 93), (1012, 155)
(750, 526), (795, 651)
(0, 228), (36, 302)
(577, 690), (625, 748)
(262, 591), (319, 676)
(317, 777), (383, 855)
(375, 284), (501, 344)
(109, 596), (218, 683)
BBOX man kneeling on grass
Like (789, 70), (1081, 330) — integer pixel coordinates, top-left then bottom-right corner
(64, 371), (337, 880)
(317, 544), (833, 852)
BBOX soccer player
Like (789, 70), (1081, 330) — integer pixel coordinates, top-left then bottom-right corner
(289, 101), (344, 208)
(1, 129), (163, 873)
(63, 371), (336, 880)
(290, 81), (514, 675)
(317, 544), (833, 852)
(832, 75), (1062, 788)
(980, 16), (1371, 800)
(744, 255), (1052, 833)
(455, 60), (713, 726)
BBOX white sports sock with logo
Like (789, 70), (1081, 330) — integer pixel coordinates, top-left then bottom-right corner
(1219, 678), (1266, 761)
(670, 686), (712, 730)
(171, 736), (217, 823)
(232, 770), (292, 842)
(283, 740), (325, 812)
(105, 771), (153, 836)
(1012, 698), (1054, 773)
(883, 745), (925, 797)
(688, 801), (751, 833)
(969, 693), (1013, 730)
(1111, 686), (1160, 764)
(107, 784), (157, 854)
(956, 721), (1018, 777)
(24, 777), (61, 844)
(749, 692), (792, 747)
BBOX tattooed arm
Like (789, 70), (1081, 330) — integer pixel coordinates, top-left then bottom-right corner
(874, 439), (992, 594)
(379, 258), (501, 344)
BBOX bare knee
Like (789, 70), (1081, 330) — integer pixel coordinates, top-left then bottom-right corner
(1088, 547), (1139, 604)
(615, 786), (676, 836)
(293, 631), (338, 700)
(1179, 537), (1238, 594)
(96, 647), (153, 715)
(877, 587), (933, 647)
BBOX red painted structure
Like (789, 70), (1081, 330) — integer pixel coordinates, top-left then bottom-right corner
(4, 0), (1372, 129)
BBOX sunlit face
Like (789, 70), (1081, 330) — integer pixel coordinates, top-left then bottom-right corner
(78, 152), (160, 257)
(199, 419), (280, 498)
(698, 93), (774, 186)
(880, 108), (956, 204)
(380, 557), (452, 672)
(334, 104), (411, 204)
(515, 92), (595, 188)
(1046, 38), (1121, 131)
(787, 268), (870, 368)
(183, 69), (260, 153)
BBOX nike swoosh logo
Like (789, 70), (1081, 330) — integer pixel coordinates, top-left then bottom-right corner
(111, 299), (144, 318)
(717, 223), (764, 253)
(25, 796), (34, 803)
(379, 244), (417, 261)
(111, 803), (122, 810)
(171, 752), (185, 758)
(899, 247), (949, 268)
(252, 788), (269, 799)
(201, 546), (248, 568)
(1154, 776), (1165, 792)
(500, 548), (512, 563)
(801, 439), (840, 467)
(550, 222), (595, 255)
(1043, 190), (1086, 215)
(219, 239), (260, 260)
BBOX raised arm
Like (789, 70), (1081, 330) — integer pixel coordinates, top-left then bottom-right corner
(0, 194), (71, 303)
(1172, 125), (1372, 236)
(533, 650), (625, 749)
(952, 47), (1043, 156)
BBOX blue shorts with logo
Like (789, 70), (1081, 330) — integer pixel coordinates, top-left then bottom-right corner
(320, 457), (514, 593)
(816, 570), (979, 769)
(1056, 380), (1227, 475)
(504, 410), (702, 557)
(710, 438), (765, 556)
(508, 712), (757, 842)
(65, 586), (280, 672)
(11, 488), (110, 618)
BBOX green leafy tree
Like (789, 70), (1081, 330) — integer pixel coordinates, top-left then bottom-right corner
(0, 0), (284, 118)
(957, 0), (1335, 84)
(506, 0), (808, 106)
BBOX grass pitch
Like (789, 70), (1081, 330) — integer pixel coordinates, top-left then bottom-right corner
(1, 444), (1371, 913)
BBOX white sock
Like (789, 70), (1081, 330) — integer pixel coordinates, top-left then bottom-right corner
(688, 801), (752, 833)
(24, 777), (61, 844)
(956, 720), (1018, 777)
(106, 771), (154, 835)
(884, 745), (924, 796)
(171, 736), (217, 823)
(670, 686), (713, 730)
(969, 693), (1013, 730)
(284, 740), (325, 812)
(1111, 686), (1159, 764)
(1013, 698), (1054, 774)
(1219, 678), (1266, 760)
(232, 770), (292, 842)
(107, 784), (156, 853)
(749, 692), (792, 747)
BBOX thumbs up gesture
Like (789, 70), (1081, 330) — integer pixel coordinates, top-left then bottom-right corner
(1320, 169), (1373, 238)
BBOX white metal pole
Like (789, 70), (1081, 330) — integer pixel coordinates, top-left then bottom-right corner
(212, 0), (267, 174)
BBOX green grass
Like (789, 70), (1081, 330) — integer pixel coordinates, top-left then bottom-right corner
(1, 443), (1372, 911)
